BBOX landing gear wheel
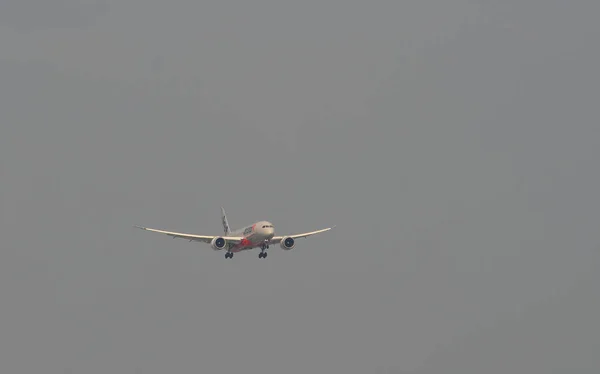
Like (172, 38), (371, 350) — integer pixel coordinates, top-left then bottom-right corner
(225, 252), (233, 259)
(259, 252), (267, 259)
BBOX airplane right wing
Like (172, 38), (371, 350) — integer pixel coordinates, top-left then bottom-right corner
(134, 226), (243, 244)
(269, 225), (336, 244)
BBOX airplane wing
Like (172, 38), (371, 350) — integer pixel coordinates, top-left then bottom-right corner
(269, 225), (335, 244)
(134, 226), (243, 244)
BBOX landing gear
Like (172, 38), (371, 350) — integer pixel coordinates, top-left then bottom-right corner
(259, 242), (269, 259)
(225, 252), (233, 259)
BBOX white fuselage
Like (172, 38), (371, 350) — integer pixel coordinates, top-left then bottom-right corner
(228, 220), (275, 252)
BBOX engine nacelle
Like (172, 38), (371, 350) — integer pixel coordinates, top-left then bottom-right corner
(279, 236), (295, 250)
(210, 237), (227, 250)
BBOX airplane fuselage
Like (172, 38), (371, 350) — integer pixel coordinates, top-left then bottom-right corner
(228, 220), (275, 252)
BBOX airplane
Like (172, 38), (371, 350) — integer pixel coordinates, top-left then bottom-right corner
(134, 207), (335, 259)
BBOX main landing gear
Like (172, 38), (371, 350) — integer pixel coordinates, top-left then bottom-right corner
(258, 242), (269, 259)
(225, 252), (233, 259)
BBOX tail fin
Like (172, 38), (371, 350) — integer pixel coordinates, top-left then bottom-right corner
(221, 207), (231, 234)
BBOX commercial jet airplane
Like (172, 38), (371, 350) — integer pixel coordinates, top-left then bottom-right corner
(134, 207), (335, 259)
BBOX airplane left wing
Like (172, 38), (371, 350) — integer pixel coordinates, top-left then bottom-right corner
(269, 225), (335, 244)
(134, 226), (243, 244)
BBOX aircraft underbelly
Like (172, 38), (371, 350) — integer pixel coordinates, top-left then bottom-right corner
(231, 233), (263, 251)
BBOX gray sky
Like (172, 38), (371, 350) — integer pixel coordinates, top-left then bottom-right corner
(1, 1), (599, 373)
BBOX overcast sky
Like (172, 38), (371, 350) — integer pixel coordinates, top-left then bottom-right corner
(1, 1), (599, 373)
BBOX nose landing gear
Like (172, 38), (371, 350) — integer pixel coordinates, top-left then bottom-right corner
(258, 242), (269, 258)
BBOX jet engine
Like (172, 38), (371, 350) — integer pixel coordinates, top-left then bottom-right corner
(210, 237), (227, 250)
(279, 236), (295, 250)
